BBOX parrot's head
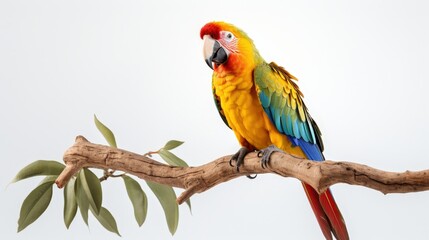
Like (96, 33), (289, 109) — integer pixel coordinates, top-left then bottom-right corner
(200, 21), (260, 73)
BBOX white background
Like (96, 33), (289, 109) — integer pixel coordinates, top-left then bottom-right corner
(1, 0), (429, 239)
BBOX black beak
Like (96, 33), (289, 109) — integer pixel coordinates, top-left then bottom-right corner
(210, 41), (228, 67)
(203, 36), (228, 70)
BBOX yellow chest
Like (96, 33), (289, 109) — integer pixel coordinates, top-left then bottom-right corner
(213, 73), (273, 149)
(213, 73), (305, 156)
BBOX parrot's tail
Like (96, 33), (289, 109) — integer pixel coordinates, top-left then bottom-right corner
(302, 183), (349, 240)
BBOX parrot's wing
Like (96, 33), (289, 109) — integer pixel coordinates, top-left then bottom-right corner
(254, 62), (324, 159)
(212, 81), (231, 129)
(255, 62), (349, 240)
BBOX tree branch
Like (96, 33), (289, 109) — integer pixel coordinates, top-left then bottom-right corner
(55, 135), (429, 204)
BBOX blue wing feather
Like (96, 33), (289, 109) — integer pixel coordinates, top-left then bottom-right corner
(292, 119), (301, 139)
(264, 106), (275, 126)
(271, 106), (283, 133)
(259, 91), (271, 108)
(295, 138), (324, 161)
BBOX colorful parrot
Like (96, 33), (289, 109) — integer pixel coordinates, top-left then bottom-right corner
(201, 21), (349, 240)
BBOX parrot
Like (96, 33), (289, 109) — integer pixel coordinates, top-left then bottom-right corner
(200, 21), (349, 240)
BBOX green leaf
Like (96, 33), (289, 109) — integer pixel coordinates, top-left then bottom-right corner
(90, 207), (121, 236)
(63, 178), (78, 229)
(146, 181), (179, 235)
(94, 114), (117, 148)
(11, 160), (65, 183)
(79, 168), (102, 215)
(158, 149), (188, 167)
(17, 176), (56, 232)
(74, 176), (89, 226)
(185, 199), (192, 214)
(163, 140), (184, 150)
(122, 175), (147, 226)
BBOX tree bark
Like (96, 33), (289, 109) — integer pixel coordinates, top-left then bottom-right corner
(55, 135), (429, 204)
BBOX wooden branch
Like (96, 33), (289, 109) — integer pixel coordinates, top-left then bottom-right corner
(56, 135), (429, 204)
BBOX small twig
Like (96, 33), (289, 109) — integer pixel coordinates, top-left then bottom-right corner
(143, 151), (158, 158)
(99, 169), (123, 182)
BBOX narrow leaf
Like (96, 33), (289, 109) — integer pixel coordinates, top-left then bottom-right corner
(94, 114), (117, 148)
(17, 176), (56, 232)
(11, 160), (65, 183)
(185, 199), (192, 214)
(75, 175), (89, 226)
(79, 168), (102, 214)
(90, 207), (121, 236)
(163, 140), (184, 150)
(146, 181), (178, 235)
(122, 175), (147, 226)
(63, 178), (78, 229)
(158, 149), (188, 167)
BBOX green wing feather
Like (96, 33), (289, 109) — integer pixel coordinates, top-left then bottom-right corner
(212, 83), (231, 129)
(254, 62), (324, 151)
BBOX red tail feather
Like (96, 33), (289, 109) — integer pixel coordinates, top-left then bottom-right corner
(302, 183), (349, 240)
(302, 183), (333, 240)
(319, 188), (349, 240)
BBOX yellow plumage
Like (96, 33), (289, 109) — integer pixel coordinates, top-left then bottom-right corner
(212, 67), (306, 156)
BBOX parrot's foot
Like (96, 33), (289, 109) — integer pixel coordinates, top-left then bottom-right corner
(229, 147), (251, 172)
(257, 145), (284, 168)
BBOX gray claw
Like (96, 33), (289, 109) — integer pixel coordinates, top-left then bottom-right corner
(246, 174), (257, 179)
(230, 147), (250, 172)
(258, 145), (284, 168)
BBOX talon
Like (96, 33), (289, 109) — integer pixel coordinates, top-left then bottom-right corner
(229, 147), (250, 172)
(229, 159), (234, 167)
(246, 174), (257, 179)
(258, 145), (284, 169)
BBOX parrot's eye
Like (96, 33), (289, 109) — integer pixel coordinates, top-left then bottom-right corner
(221, 31), (235, 42)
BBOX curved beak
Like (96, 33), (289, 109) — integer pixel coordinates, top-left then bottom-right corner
(203, 35), (228, 70)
